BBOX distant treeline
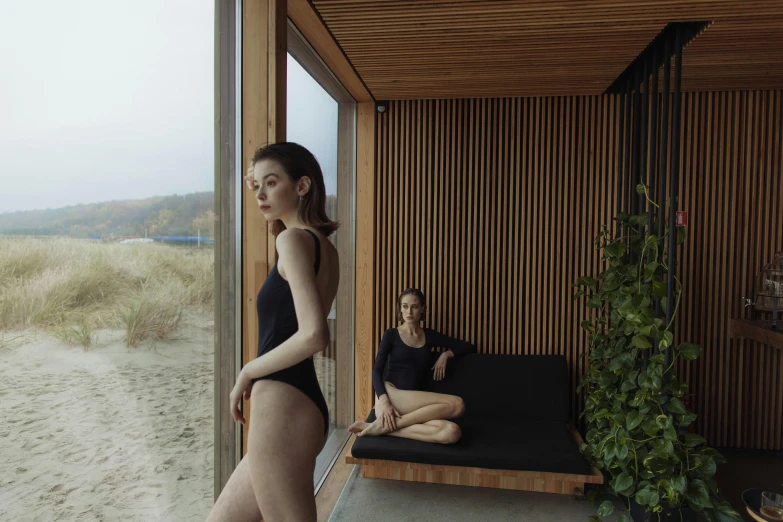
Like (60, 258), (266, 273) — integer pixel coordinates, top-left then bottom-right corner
(0, 192), (215, 239)
(0, 191), (339, 239)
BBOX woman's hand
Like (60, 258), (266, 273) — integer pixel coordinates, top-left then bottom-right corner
(375, 395), (402, 431)
(432, 352), (451, 381)
(244, 164), (256, 191)
(229, 369), (254, 425)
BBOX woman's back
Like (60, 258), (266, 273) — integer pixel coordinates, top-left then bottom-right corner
(257, 228), (339, 356)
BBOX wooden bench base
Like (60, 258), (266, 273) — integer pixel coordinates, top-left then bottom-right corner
(345, 424), (603, 495)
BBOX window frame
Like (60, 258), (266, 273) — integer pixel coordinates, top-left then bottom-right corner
(214, 0), (244, 496)
(287, 19), (357, 492)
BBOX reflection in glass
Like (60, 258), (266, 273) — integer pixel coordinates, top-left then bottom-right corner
(287, 53), (340, 440)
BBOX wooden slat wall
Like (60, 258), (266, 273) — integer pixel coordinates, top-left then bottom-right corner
(676, 91), (783, 450)
(312, 0), (783, 99)
(367, 92), (783, 450)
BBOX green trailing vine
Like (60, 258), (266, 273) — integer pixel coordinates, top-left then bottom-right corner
(574, 184), (742, 522)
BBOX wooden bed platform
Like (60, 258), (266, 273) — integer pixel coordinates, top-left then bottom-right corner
(345, 424), (603, 495)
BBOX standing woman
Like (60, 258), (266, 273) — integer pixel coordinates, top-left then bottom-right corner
(207, 142), (340, 522)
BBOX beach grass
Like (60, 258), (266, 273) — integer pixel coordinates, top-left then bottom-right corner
(0, 236), (213, 347)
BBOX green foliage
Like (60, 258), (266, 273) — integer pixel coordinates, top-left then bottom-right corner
(574, 186), (741, 522)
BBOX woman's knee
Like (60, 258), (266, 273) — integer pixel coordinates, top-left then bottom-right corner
(436, 422), (462, 444)
(449, 396), (465, 418)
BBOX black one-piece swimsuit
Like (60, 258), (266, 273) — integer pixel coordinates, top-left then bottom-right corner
(253, 229), (329, 436)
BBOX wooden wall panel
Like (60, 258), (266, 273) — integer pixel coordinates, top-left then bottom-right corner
(365, 92), (783, 450)
(675, 91), (783, 450)
(355, 101), (376, 421)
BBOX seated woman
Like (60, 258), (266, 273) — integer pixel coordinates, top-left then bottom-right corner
(348, 288), (475, 444)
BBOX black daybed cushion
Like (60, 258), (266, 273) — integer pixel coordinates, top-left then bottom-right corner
(352, 353), (590, 475)
(423, 354), (571, 423)
(352, 411), (590, 475)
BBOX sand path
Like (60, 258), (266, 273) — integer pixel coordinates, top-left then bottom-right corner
(0, 329), (214, 522)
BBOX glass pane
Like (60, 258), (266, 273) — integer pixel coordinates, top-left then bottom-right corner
(0, 2), (216, 520)
(286, 54), (340, 440)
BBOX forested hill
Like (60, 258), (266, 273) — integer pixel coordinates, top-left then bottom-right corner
(0, 192), (215, 238)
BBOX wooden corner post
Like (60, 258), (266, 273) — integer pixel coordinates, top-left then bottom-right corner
(241, 0), (286, 453)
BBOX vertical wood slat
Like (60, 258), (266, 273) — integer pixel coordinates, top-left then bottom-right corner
(363, 92), (783, 450)
(354, 101), (376, 421)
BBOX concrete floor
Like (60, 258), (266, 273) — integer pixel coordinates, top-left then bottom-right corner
(328, 448), (783, 522)
(328, 467), (622, 522)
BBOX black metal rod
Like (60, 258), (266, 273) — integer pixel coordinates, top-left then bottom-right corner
(639, 59), (650, 226)
(657, 39), (671, 323)
(630, 68), (642, 263)
(633, 60), (652, 368)
(632, 68), (642, 219)
(605, 22), (710, 94)
(640, 61), (651, 367)
(647, 48), (659, 250)
(647, 48), (660, 355)
(624, 78), (633, 219)
(617, 90), (626, 218)
(665, 28), (683, 369)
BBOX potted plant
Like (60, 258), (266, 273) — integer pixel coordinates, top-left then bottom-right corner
(573, 185), (741, 522)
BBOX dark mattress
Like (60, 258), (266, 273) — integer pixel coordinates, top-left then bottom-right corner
(352, 354), (591, 475)
(352, 413), (589, 474)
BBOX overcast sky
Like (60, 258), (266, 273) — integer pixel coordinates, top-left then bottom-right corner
(0, 0), (338, 214)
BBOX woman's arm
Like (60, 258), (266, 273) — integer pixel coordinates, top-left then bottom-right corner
(428, 329), (476, 356)
(372, 329), (394, 399)
(429, 330), (474, 381)
(241, 229), (330, 381)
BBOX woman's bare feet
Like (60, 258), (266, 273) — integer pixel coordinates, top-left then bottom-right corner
(347, 421), (369, 435)
(348, 420), (389, 437)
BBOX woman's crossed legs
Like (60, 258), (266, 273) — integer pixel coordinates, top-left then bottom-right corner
(348, 382), (464, 444)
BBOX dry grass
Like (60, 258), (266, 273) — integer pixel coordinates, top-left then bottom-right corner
(120, 287), (183, 347)
(0, 237), (213, 347)
(54, 323), (95, 350)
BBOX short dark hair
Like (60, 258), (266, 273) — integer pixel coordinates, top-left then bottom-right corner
(251, 142), (339, 236)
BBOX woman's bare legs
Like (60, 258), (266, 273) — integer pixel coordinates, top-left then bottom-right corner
(206, 379), (325, 522)
(348, 383), (464, 442)
(206, 456), (262, 522)
(386, 419), (462, 444)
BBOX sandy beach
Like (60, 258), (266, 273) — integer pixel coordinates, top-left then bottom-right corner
(0, 238), (341, 521)
(0, 324), (214, 522)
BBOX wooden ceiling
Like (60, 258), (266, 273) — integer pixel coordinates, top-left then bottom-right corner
(310, 0), (783, 99)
